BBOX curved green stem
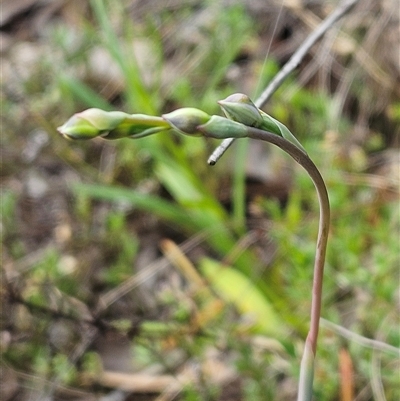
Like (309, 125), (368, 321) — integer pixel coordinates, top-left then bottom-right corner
(245, 126), (330, 356)
(237, 127), (329, 398)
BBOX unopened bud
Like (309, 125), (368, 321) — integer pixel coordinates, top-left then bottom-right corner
(57, 108), (169, 140)
(162, 108), (210, 136)
(218, 93), (263, 128)
(197, 115), (248, 139)
(57, 109), (125, 139)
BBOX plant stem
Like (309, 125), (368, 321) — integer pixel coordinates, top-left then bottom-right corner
(245, 126), (330, 357)
(243, 126), (330, 397)
(207, 0), (360, 165)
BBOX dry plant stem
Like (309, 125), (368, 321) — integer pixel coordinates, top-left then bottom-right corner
(208, 0), (360, 165)
(320, 318), (400, 356)
(244, 126), (330, 356)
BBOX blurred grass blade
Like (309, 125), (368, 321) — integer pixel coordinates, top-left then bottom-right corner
(90, 0), (156, 114)
(59, 75), (113, 110)
(72, 182), (236, 260)
(153, 160), (259, 269)
(232, 138), (248, 232)
(199, 258), (284, 336)
(200, 5), (252, 105)
(154, 159), (227, 221)
(72, 182), (199, 232)
(72, 181), (257, 274)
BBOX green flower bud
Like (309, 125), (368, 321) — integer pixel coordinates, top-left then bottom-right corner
(218, 93), (307, 154)
(218, 93), (263, 128)
(162, 108), (211, 136)
(197, 115), (248, 139)
(57, 108), (170, 140)
(57, 109), (125, 139)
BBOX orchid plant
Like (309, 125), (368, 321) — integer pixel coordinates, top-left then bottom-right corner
(58, 94), (330, 400)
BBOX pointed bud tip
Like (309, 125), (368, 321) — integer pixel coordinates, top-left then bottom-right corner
(219, 93), (252, 105)
(57, 125), (69, 138)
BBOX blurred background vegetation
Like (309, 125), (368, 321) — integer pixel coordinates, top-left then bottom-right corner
(1, 0), (399, 400)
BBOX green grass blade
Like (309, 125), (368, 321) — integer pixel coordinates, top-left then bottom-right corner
(59, 75), (113, 110)
(232, 138), (248, 232)
(72, 182), (200, 233)
(90, 0), (156, 114)
(154, 160), (227, 220)
(199, 258), (284, 336)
